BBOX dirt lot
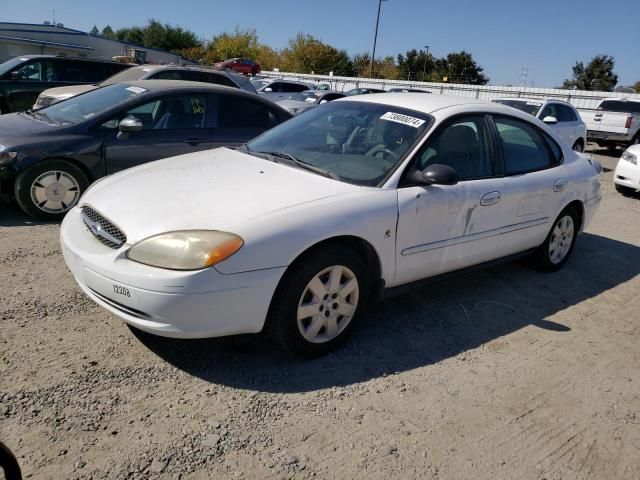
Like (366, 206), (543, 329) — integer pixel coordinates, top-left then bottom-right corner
(1, 147), (639, 480)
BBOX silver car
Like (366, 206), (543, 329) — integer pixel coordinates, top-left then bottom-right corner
(277, 90), (345, 115)
(257, 80), (315, 101)
(34, 65), (257, 109)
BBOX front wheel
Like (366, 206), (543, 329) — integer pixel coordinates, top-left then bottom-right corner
(529, 206), (579, 272)
(267, 246), (368, 356)
(572, 140), (584, 152)
(14, 159), (89, 220)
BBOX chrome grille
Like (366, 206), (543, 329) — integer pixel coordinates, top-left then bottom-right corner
(81, 205), (126, 249)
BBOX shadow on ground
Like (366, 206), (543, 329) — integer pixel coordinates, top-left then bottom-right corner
(0, 203), (56, 227)
(134, 232), (640, 393)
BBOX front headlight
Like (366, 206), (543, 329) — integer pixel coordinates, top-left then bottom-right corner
(0, 145), (18, 166)
(127, 230), (243, 271)
(621, 151), (637, 165)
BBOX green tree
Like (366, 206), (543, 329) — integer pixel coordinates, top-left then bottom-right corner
(101, 25), (115, 39)
(397, 48), (434, 81)
(115, 26), (145, 45)
(209, 27), (261, 61)
(90, 25), (99, 36)
(633, 80), (640, 93)
(112, 19), (200, 52)
(562, 55), (618, 91)
(280, 33), (353, 75)
(437, 51), (488, 84)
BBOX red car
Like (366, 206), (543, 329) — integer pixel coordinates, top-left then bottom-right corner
(214, 58), (261, 76)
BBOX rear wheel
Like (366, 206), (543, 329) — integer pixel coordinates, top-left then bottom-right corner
(267, 246), (368, 356)
(571, 140), (584, 152)
(529, 206), (579, 272)
(15, 159), (89, 220)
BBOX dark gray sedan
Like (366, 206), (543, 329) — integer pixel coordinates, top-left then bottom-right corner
(276, 90), (345, 115)
(0, 80), (292, 219)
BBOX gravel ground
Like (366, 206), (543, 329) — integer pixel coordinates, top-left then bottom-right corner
(1, 146), (639, 480)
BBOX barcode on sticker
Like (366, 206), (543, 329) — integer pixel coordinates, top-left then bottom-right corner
(380, 112), (425, 128)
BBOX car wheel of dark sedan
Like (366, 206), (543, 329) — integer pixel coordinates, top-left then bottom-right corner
(267, 246), (368, 357)
(15, 159), (89, 220)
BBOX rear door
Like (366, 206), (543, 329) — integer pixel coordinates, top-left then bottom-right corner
(491, 115), (567, 256)
(103, 92), (213, 173)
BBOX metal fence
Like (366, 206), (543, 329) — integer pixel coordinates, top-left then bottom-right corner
(261, 71), (640, 111)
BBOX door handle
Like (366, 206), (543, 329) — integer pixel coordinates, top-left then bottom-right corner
(184, 137), (205, 145)
(553, 179), (568, 192)
(480, 191), (502, 206)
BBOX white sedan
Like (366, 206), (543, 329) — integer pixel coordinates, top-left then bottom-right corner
(61, 94), (602, 356)
(492, 98), (587, 152)
(614, 144), (640, 195)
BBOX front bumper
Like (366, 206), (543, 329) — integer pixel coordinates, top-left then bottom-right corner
(614, 159), (640, 191)
(60, 207), (286, 338)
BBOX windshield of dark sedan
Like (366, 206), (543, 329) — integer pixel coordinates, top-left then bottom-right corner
(37, 83), (148, 125)
(247, 101), (433, 186)
(494, 99), (542, 116)
(0, 57), (29, 77)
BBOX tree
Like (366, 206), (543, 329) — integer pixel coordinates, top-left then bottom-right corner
(101, 25), (115, 39)
(112, 19), (200, 52)
(209, 27), (261, 61)
(438, 51), (488, 84)
(633, 81), (640, 93)
(562, 55), (618, 91)
(115, 26), (145, 45)
(397, 49), (434, 81)
(280, 34), (353, 75)
(90, 25), (99, 36)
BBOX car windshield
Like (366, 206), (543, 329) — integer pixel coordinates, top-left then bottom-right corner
(35, 83), (149, 125)
(99, 66), (150, 86)
(598, 100), (640, 114)
(247, 101), (433, 186)
(493, 99), (542, 116)
(0, 57), (30, 77)
(291, 91), (320, 102)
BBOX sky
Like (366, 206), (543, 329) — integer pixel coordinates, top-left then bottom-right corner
(4, 0), (640, 88)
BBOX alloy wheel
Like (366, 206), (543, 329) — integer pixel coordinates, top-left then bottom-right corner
(548, 215), (574, 264)
(30, 170), (80, 214)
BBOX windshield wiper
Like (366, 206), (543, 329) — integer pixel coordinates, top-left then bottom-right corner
(253, 150), (340, 180)
(21, 109), (60, 125)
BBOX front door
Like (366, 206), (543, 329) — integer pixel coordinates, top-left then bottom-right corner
(104, 93), (213, 174)
(395, 115), (508, 285)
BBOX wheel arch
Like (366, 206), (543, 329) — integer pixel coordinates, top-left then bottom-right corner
(19, 156), (96, 184)
(561, 199), (585, 232)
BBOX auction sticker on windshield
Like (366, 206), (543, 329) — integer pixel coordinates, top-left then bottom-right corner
(126, 86), (147, 94)
(380, 112), (426, 128)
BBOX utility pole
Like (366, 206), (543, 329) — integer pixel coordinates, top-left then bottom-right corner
(422, 45), (430, 80)
(520, 65), (529, 87)
(369, 0), (387, 78)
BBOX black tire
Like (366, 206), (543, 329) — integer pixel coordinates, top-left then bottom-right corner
(0, 442), (22, 480)
(615, 183), (636, 196)
(266, 246), (369, 357)
(14, 159), (89, 221)
(571, 139), (584, 152)
(529, 205), (579, 272)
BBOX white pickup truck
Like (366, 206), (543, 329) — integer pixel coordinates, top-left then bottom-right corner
(579, 98), (640, 149)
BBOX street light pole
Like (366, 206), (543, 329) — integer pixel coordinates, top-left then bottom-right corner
(369, 0), (385, 78)
(422, 45), (430, 80)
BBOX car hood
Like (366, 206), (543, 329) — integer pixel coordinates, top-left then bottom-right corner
(40, 84), (96, 99)
(277, 100), (316, 110)
(0, 112), (58, 138)
(81, 148), (358, 244)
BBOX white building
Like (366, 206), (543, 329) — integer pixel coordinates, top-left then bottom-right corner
(0, 22), (193, 65)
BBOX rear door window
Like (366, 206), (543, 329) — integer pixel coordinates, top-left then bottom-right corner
(218, 95), (280, 129)
(494, 116), (554, 175)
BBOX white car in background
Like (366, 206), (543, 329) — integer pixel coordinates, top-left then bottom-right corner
(614, 145), (640, 195)
(493, 98), (587, 152)
(61, 94), (602, 356)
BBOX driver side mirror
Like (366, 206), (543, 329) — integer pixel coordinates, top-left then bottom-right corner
(263, 87), (273, 92)
(117, 116), (143, 140)
(409, 164), (459, 186)
(542, 115), (558, 125)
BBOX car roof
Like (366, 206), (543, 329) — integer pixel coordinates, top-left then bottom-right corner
(493, 97), (576, 107)
(266, 79), (313, 87)
(9, 54), (125, 64)
(340, 92), (489, 114)
(120, 79), (249, 93)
